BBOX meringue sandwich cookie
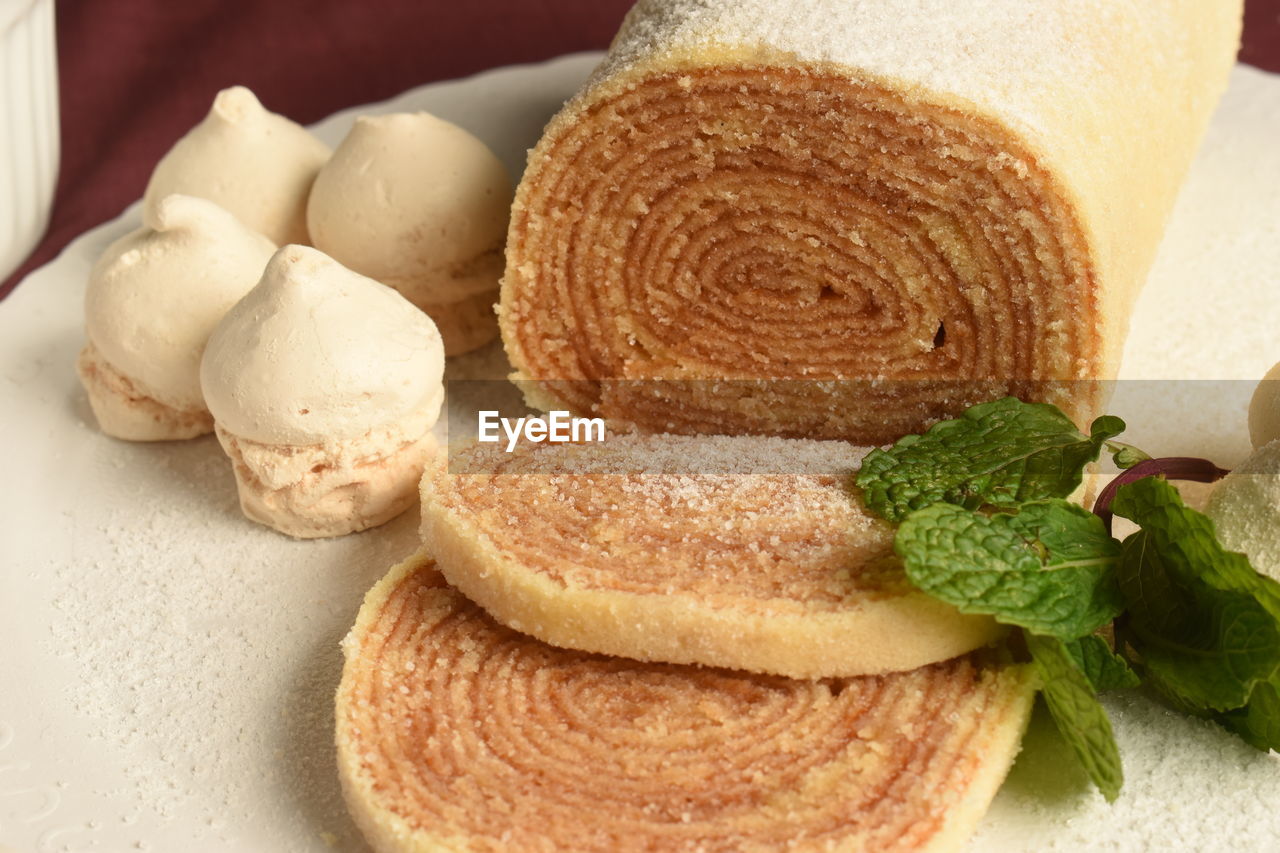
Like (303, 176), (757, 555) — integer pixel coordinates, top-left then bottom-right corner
(201, 245), (445, 538)
(308, 113), (513, 356)
(420, 433), (1001, 678)
(144, 86), (331, 246)
(337, 552), (1036, 853)
(77, 194), (277, 441)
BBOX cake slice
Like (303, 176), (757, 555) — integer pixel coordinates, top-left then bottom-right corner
(420, 433), (1000, 677)
(336, 552), (1035, 853)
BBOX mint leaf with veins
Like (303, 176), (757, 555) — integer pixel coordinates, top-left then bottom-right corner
(894, 499), (1122, 639)
(1112, 477), (1280, 712)
(1027, 633), (1124, 802)
(856, 397), (1124, 523)
(1064, 635), (1140, 691)
(1218, 674), (1280, 752)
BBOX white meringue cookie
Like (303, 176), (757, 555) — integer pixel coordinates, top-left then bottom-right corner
(306, 112), (511, 353)
(201, 244), (445, 446)
(1248, 361), (1280, 450)
(82, 194), (277, 420)
(144, 86), (331, 246)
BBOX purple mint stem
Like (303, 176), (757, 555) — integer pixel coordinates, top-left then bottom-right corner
(1092, 457), (1231, 535)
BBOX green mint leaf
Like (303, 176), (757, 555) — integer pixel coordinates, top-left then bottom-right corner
(856, 397), (1125, 523)
(1027, 633), (1124, 802)
(894, 499), (1122, 638)
(1107, 442), (1152, 470)
(1063, 635), (1140, 691)
(1217, 674), (1280, 752)
(1112, 477), (1280, 712)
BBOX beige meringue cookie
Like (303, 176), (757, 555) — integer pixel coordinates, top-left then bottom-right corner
(144, 86), (331, 246)
(201, 244), (445, 538)
(1205, 439), (1280, 581)
(78, 194), (277, 441)
(1248, 361), (1280, 450)
(307, 112), (512, 355)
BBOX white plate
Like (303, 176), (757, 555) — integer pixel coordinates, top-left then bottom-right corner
(2, 52), (1279, 853)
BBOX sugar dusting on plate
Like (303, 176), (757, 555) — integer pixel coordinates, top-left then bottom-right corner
(46, 431), (415, 850)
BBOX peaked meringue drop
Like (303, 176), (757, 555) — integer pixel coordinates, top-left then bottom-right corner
(78, 194), (277, 440)
(144, 86), (331, 246)
(308, 112), (512, 355)
(200, 245), (445, 538)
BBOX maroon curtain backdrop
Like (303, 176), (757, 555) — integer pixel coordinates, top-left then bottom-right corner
(3, 0), (1278, 299)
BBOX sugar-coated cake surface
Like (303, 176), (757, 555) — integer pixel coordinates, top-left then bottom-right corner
(421, 433), (1001, 677)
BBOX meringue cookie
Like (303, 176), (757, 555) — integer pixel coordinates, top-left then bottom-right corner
(1205, 439), (1280, 582)
(307, 112), (512, 355)
(1248, 361), (1280, 450)
(78, 194), (277, 441)
(201, 244), (445, 538)
(144, 86), (331, 246)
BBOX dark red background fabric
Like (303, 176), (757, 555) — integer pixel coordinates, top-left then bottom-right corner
(4, 0), (1278, 299)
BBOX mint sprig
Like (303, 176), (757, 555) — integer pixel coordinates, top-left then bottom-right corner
(1026, 634), (1125, 803)
(852, 395), (1280, 803)
(895, 500), (1121, 639)
(855, 396), (1124, 523)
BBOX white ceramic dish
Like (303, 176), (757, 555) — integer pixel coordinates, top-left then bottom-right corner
(2, 53), (1279, 853)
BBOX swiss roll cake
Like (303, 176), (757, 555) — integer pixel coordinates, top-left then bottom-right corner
(500, 0), (1242, 443)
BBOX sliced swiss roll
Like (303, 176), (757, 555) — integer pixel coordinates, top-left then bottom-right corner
(336, 552), (1036, 853)
(420, 433), (1001, 678)
(500, 0), (1242, 443)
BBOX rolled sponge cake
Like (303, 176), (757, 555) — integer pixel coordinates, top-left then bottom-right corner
(336, 552), (1036, 853)
(500, 0), (1242, 443)
(419, 433), (1001, 678)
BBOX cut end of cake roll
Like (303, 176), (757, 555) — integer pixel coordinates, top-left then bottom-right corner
(500, 0), (1241, 444)
(502, 61), (1099, 444)
(420, 433), (1002, 678)
(336, 552), (1037, 853)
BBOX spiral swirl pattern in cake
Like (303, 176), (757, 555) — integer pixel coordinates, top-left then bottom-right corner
(336, 553), (1036, 852)
(500, 0), (1241, 443)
